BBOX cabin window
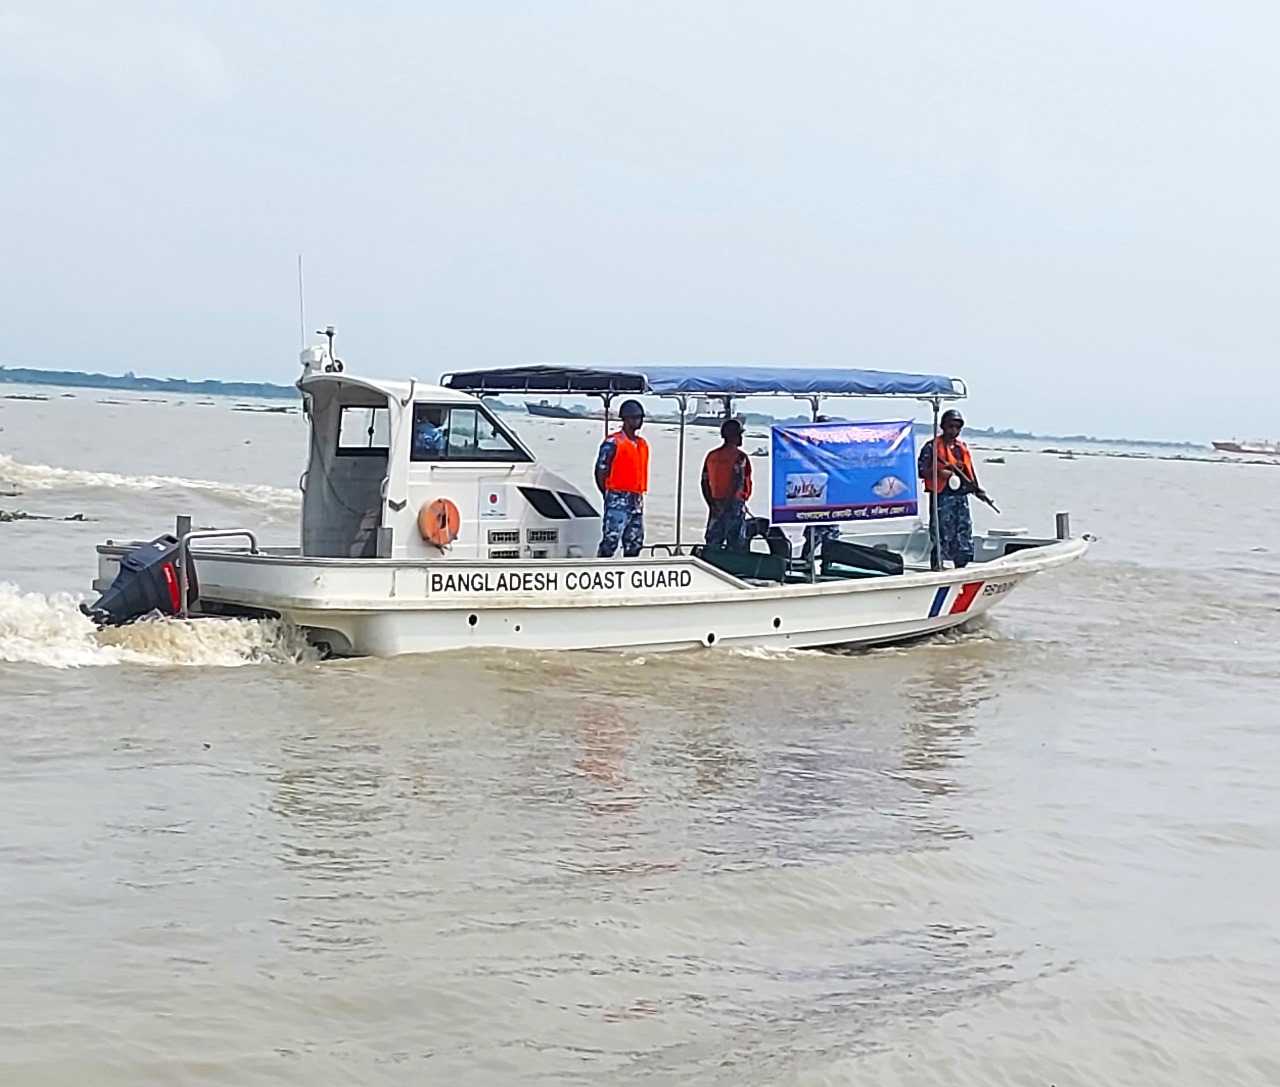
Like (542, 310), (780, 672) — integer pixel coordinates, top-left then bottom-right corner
(559, 492), (599, 518)
(517, 486), (571, 519)
(411, 404), (529, 462)
(336, 405), (390, 455)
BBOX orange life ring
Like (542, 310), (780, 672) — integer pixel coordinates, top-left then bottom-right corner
(418, 498), (461, 548)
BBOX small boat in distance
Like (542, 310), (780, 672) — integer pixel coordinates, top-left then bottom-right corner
(1211, 439), (1280, 456)
(525, 399), (592, 420)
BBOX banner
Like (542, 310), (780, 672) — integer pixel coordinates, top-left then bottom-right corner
(770, 419), (918, 525)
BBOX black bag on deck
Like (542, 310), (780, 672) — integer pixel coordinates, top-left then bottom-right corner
(820, 538), (905, 576)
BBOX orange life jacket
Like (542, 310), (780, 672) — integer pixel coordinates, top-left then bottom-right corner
(604, 431), (650, 493)
(922, 437), (975, 494)
(702, 446), (752, 502)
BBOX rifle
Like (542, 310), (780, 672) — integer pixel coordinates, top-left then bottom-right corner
(951, 463), (1000, 513)
(933, 446), (1001, 514)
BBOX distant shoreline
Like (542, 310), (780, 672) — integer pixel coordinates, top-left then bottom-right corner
(948, 424), (1202, 451)
(0, 365), (298, 401)
(0, 364), (1204, 449)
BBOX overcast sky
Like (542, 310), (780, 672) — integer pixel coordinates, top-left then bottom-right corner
(3, 1), (1277, 440)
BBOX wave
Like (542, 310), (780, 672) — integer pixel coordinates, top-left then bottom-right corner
(0, 453), (297, 507)
(0, 583), (317, 668)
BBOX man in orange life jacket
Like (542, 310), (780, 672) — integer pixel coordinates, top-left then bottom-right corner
(700, 418), (752, 550)
(594, 399), (649, 557)
(917, 408), (990, 568)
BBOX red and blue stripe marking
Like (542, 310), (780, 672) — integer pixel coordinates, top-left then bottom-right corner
(928, 581), (985, 618)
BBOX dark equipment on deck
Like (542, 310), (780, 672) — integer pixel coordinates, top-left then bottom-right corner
(81, 534), (198, 626)
(819, 538), (905, 577)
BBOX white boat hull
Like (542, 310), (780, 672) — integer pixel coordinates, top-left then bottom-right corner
(92, 535), (1087, 657)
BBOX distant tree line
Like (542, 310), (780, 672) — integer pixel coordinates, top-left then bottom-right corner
(0, 365), (297, 400)
(0, 365), (1202, 448)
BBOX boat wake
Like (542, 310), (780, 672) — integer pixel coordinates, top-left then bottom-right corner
(0, 582), (317, 668)
(0, 453), (297, 507)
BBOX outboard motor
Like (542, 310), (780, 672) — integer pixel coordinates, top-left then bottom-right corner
(82, 534), (198, 626)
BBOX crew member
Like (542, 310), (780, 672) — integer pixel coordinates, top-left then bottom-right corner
(412, 406), (447, 459)
(700, 418), (753, 550)
(918, 408), (990, 568)
(594, 400), (649, 557)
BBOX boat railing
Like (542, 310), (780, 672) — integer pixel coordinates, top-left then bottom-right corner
(644, 542), (686, 557)
(174, 518), (260, 618)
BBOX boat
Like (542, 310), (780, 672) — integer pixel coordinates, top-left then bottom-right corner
(1212, 439), (1280, 456)
(84, 336), (1088, 658)
(684, 396), (744, 428)
(525, 399), (591, 420)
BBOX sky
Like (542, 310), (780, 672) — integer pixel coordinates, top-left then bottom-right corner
(2, 0), (1278, 441)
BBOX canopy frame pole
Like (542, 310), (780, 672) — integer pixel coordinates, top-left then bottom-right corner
(675, 394), (688, 553)
(929, 397), (942, 571)
(602, 393), (614, 437)
(806, 396), (822, 582)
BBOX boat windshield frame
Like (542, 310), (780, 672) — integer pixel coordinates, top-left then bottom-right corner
(409, 399), (535, 464)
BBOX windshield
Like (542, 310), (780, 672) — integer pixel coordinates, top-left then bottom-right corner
(410, 403), (530, 462)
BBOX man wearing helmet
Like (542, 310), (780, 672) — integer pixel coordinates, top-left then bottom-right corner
(700, 417), (753, 551)
(917, 408), (990, 568)
(594, 399), (650, 558)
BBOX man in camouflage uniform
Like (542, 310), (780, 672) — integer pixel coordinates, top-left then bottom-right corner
(917, 408), (989, 568)
(595, 400), (649, 558)
(701, 418), (753, 551)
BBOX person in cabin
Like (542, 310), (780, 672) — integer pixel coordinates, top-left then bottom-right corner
(412, 405), (447, 459)
(594, 399), (649, 557)
(917, 408), (989, 568)
(700, 418), (752, 551)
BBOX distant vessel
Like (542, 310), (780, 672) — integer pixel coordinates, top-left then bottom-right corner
(525, 399), (589, 420)
(1212, 439), (1280, 456)
(526, 398), (726, 426)
(686, 396), (744, 428)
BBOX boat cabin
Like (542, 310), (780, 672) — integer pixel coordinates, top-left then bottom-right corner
(298, 346), (602, 561)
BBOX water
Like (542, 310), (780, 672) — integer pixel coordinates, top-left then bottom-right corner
(2, 386), (1279, 1084)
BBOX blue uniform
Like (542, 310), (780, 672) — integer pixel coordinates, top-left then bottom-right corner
(934, 490), (974, 567)
(595, 438), (645, 557)
(705, 499), (748, 551)
(701, 446), (752, 552)
(412, 421), (446, 459)
(598, 491), (645, 557)
(918, 437), (977, 568)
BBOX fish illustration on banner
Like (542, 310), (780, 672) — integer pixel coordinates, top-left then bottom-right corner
(770, 420), (919, 524)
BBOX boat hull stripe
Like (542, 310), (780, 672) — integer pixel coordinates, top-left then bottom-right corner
(928, 586), (949, 618)
(949, 581), (985, 614)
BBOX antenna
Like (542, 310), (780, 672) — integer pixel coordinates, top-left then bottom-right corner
(296, 254), (306, 348)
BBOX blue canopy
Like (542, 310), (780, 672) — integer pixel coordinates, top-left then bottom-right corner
(444, 364), (963, 399)
(639, 365), (960, 398)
